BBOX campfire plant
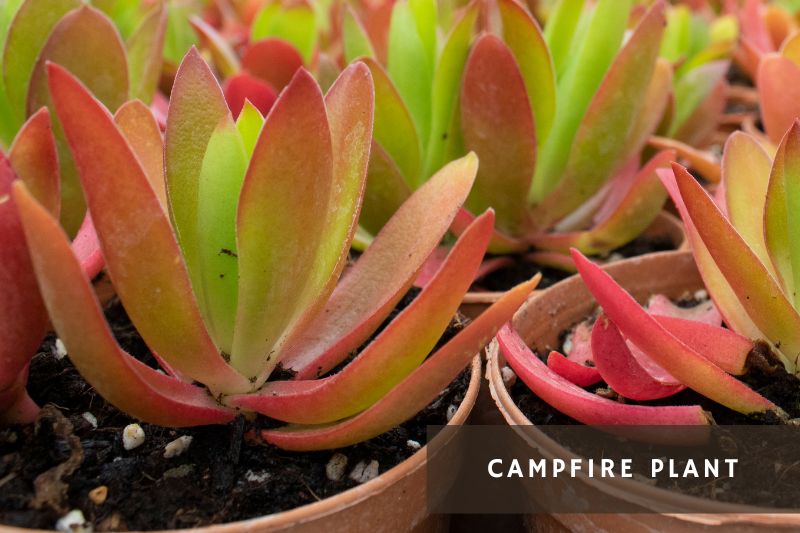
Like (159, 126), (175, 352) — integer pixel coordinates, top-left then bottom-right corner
(342, 0), (674, 269)
(0, 110), (102, 425)
(15, 53), (537, 450)
(496, 123), (800, 425)
(0, 0), (167, 235)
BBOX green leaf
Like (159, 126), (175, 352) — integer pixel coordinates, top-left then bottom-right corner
(126, 3), (167, 104)
(362, 57), (420, 188)
(342, 6), (375, 63)
(423, 1), (477, 178)
(387, 0), (433, 146)
(531, 0), (631, 203)
(235, 100), (264, 158)
(532, 2), (664, 226)
(195, 115), (248, 355)
(2, 0), (80, 128)
(499, 0), (556, 146)
(165, 48), (229, 314)
(543, 0), (585, 78)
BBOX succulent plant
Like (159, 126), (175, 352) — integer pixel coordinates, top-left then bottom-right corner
(14, 52), (536, 449)
(736, 0), (796, 79)
(1, 110), (102, 425)
(496, 122), (800, 425)
(0, 0), (167, 234)
(340, 0), (675, 270)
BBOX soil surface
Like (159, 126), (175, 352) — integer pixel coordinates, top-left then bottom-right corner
(475, 235), (674, 292)
(0, 296), (470, 530)
(506, 296), (800, 508)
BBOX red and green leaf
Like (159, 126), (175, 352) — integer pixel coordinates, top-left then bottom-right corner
(461, 34), (535, 236)
(572, 249), (779, 414)
(113, 100), (166, 211)
(498, 325), (711, 425)
(126, 3), (167, 104)
(13, 182), (236, 427)
(757, 53), (800, 144)
(282, 154), (479, 379)
(262, 276), (538, 451)
(241, 38), (304, 91)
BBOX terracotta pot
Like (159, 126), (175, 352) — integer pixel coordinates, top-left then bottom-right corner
(486, 250), (800, 531)
(2, 356), (482, 533)
(461, 210), (686, 317)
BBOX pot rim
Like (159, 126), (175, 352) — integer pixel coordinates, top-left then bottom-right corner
(486, 251), (800, 524)
(2, 356), (482, 533)
(465, 210), (686, 305)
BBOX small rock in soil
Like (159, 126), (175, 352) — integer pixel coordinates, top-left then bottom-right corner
(121, 424), (145, 451)
(163, 464), (194, 480)
(406, 439), (421, 450)
(501, 366), (517, 387)
(55, 509), (91, 533)
(243, 470), (270, 484)
(163, 436), (192, 458)
(325, 453), (348, 481)
(349, 460), (379, 484)
(81, 413), (97, 429)
(88, 486), (107, 506)
(54, 339), (68, 360)
(446, 404), (458, 421)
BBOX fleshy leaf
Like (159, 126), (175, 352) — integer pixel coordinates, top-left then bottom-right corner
(592, 316), (686, 401)
(757, 53), (800, 145)
(498, 325), (711, 425)
(262, 276), (538, 451)
(765, 122), (800, 302)
(572, 249), (779, 414)
(654, 316), (751, 376)
(241, 38), (304, 91)
(235, 100), (264, 158)
(672, 163), (800, 370)
(229, 210), (493, 423)
(361, 57), (420, 188)
(546, 351), (601, 387)
(0, 155), (47, 391)
(8, 107), (59, 216)
(387, 0), (432, 145)
(126, 3), (167, 104)
(283, 154), (479, 378)
(530, 150), (672, 255)
(223, 72), (278, 118)
(26, 5), (129, 235)
(670, 61), (729, 136)
(722, 132), (773, 270)
(194, 115), (247, 355)
(231, 69), (334, 380)
(48, 63), (248, 394)
(649, 136), (721, 183)
(114, 100), (166, 210)
(659, 167), (768, 358)
(498, 0), (556, 145)
(543, 0), (584, 78)
(532, 1), (665, 224)
(343, 6), (376, 63)
(359, 141), (412, 236)
(648, 294), (722, 326)
(13, 182), (236, 427)
(461, 34), (535, 236)
(424, 1), (477, 178)
(189, 15), (239, 78)
(530, 0), (633, 203)
(2, 0), (80, 126)
(165, 47), (229, 311)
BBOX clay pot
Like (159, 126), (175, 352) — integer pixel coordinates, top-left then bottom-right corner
(486, 250), (800, 531)
(461, 210), (686, 317)
(2, 357), (482, 533)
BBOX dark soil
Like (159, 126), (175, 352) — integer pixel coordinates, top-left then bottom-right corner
(0, 296), (471, 530)
(475, 235), (675, 292)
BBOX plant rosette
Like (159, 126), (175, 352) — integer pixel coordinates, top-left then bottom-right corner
(486, 251), (800, 530)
